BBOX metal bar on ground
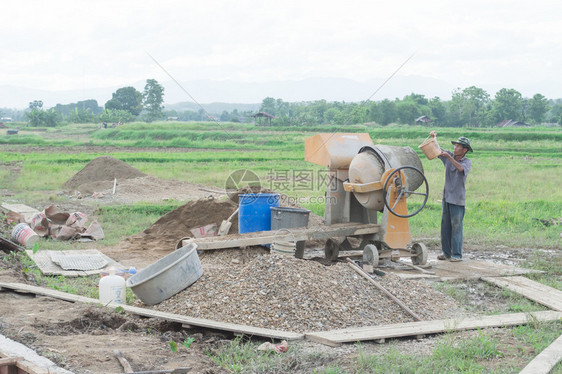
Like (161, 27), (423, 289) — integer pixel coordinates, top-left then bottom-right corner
(345, 258), (421, 321)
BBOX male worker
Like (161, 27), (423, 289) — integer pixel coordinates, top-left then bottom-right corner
(429, 131), (472, 262)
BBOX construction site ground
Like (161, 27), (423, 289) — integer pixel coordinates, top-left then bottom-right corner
(1, 155), (561, 373)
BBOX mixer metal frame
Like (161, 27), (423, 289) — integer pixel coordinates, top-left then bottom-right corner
(305, 133), (430, 267)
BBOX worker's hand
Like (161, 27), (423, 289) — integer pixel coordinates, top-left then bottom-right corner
(430, 131), (437, 138)
(440, 150), (449, 158)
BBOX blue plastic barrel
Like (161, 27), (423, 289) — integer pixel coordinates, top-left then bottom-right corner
(238, 193), (280, 234)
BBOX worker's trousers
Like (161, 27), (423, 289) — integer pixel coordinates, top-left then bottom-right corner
(441, 199), (465, 259)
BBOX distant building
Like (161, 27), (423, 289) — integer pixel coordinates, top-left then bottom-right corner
(0, 117), (12, 122)
(251, 112), (275, 126)
(497, 119), (529, 128)
(415, 115), (432, 124)
(167, 117), (179, 121)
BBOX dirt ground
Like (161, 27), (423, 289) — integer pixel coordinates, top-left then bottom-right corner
(0, 155), (557, 373)
(0, 247), (542, 374)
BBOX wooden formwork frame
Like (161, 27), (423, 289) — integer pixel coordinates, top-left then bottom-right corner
(1, 275), (561, 343)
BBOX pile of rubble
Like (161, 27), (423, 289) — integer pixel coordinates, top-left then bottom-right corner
(145, 254), (462, 333)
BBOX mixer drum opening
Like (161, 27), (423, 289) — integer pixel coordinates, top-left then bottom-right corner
(348, 145), (425, 211)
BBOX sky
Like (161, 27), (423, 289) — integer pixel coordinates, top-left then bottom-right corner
(2, 0), (562, 105)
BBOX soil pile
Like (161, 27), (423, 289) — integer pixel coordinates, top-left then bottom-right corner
(63, 156), (146, 190)
(122, 190), (324, 254)
(147, 254), (462, 333)
(124, 198), (239, 251)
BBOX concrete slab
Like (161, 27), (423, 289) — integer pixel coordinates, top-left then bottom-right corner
(26, 249), (123, 277)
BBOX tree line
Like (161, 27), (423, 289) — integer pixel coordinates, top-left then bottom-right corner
(23, 79), (165, 127)
(14, 82), (562, 127)
(254, 87), (561, 127)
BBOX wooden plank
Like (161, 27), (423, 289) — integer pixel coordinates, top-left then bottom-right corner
(305, 311), (562, 346)
(189, 223), (379, 250)
(0, 203), (40, 223)
(0, 203), (40, 215)
(0, 236), (24, 253)
(482, 276), (562, 311)
(0, 357), (22, 366)
(0, 282), (304, 341)
(0, 340), (63, 374)
(520, 333), (562, 374)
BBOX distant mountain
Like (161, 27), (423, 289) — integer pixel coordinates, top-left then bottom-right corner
(164, 102), (260, 113)
(6, 75), (556, 111)
(161, 76), (457, 105)
(0, 75), (458, 110)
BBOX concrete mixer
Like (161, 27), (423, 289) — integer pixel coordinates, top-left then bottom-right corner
(305, 133), (429, 267)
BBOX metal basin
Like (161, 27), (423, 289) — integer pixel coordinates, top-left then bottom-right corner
(126, 243), (203, 305)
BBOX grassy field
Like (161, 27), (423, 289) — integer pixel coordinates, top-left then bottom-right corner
(1, 122), (560, 248)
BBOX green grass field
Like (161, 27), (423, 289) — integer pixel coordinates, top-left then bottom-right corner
(1, 122), (560, 248)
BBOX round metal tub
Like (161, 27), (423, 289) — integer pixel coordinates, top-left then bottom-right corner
(126, 243), (203, 305)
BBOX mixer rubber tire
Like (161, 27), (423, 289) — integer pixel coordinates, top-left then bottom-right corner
(362, 244), (379, 267)
(325, 238), (340, 261)
(411, 242), (428, 265)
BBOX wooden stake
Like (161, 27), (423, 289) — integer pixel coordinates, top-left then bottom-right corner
(114, 349), (133, 373)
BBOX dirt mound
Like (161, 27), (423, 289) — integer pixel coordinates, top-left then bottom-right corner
(111, 191), (324, 268)
(124, 198), (239, 251)
(63, 156), (146, 189)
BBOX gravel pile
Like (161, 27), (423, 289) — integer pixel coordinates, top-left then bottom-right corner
(144, 254), (462, 333)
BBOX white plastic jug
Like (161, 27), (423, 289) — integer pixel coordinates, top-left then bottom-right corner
(99, 268), (126, 304)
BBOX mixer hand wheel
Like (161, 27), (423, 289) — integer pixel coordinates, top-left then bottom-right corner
(383, 166), (429, 218)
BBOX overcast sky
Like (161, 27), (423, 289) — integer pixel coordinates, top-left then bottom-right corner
(2, 0), (561, 102)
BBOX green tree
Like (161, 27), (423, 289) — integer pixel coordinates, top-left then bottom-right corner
(463, 86), (490, 127)
(527, 93), (549, 124)
(449, 86), (490, 127)
(29, 100), (43, 110)
(396, 100), (421, 125)
(260, 97), (276, 115)
(68, 108), (95, 123)
(54, 99), (103, 117)
(219, 110), (230, 121)
(428, 97), (446, 126)
(491, 88), (523, 124)
(105, 86), (143, 116)
(403, 93), (428, 106)
(98, 109), (136, 123)
(142, 79), (165, 122)
(25, 108), (59, 127)
(375, 99), (397, 126)
(547, 100), (562, 124)
(324, 107), (341, 124)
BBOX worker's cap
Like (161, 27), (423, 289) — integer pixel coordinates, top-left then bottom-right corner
(451, 136), (473, 152)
